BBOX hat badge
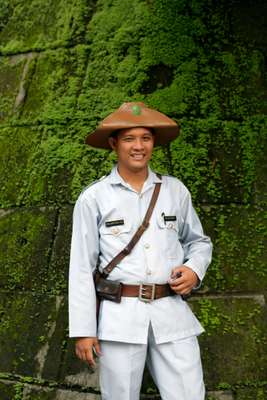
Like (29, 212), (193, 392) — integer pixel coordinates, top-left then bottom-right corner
(132, 104), (142, 115)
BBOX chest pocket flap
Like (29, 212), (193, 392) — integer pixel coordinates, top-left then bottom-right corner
(100, 217), (132, 237)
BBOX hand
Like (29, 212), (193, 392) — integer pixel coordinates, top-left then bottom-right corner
(75, 337), (101, 367)
(168, 265), (199, 296)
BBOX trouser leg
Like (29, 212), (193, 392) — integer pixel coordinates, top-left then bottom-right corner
(99, 340), (147, 400)
(146, 327), (205, 400)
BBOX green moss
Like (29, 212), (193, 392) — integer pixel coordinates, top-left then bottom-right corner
(200, 205), (267, 292)
(0, 56), (26, 122)
(0, 0), (266, 395)
(21, 46), (89, 124)
(0, 126), (45, 207)
(0, 292), (65, 379)
(0, 0), (265, 206)
(0, 208), (55, 291)
(0, 0), (94, 54)
(13, 383), (24, 400)
(193, 297), (267, 387)
(0, 380), (17, 400)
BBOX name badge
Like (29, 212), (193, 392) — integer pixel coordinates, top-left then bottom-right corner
(105, 219), (125, 227)
(163, 215), (177, 222)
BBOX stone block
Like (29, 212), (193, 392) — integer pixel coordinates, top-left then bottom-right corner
(0, 0), (93, 54)
(47, 207), (72, 293)
(60, 338), (99, 389)
(170, 118), (266, 205)
(191, 296), (267, 388)
(206, 391), (233, 400)
(0, 125), (86, 206)
(254, 124), (267, 206)
(23, 384), (101, 399)
(234, 386), (267, 399)
(21, 47), (88, 124)
(0, 292), (65, 379)
(0, 55), (28, 123)
(170, 119), (242, 204)
(0, 208), (55, 290)
(0, 126), (45, 207)
(0, 379), (18, 400)
(199, 205), (267, 293)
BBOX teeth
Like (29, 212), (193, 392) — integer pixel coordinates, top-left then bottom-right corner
(131, 154), (144, 159)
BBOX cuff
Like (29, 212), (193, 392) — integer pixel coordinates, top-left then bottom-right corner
(183, 260), (204, 290)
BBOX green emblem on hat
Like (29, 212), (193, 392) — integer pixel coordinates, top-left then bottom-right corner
(132, 104), (142, 115)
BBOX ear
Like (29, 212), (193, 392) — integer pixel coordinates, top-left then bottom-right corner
(108, 136), (117, 151)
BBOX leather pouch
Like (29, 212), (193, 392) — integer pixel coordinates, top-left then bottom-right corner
(94, 270), (122, 303)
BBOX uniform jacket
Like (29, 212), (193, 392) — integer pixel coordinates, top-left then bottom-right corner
(68, 166), (212, 344)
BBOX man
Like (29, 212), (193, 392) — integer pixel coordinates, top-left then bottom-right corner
(69, 102), (212, 400)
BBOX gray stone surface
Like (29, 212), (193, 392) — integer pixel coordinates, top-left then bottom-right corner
(0, 1), (266, 399)
(0, 379), (18, 400)
(23, 384), (101, 399)
(193, 295), (267, 387)
(207, 391), (233, 400)
(0, 207), (56, 290)
(48, 206), (73, 293)
(60, 338), (99, 388)
(199, 205), (267, 292)
(0, 293), (65, 379)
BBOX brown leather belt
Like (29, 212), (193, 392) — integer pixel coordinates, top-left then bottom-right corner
(121, 283), (175, 303)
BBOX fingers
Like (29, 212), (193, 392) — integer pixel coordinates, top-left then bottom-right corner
(169, 267), (193, 295)
(94, 340), (102, 357)
(169, 265), (198, 294)
(76, 345), (94, 366)
(170, 281), (192, 295)
(75, 338), (101, 367)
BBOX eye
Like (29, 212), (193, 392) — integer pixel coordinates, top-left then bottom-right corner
(143, 135), (153, 142)
(122, 136), (134, 142)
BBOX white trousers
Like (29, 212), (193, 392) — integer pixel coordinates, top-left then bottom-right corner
(99, 325), (205, 400)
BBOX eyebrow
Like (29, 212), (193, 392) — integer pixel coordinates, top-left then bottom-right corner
(123, 132), (153, 137)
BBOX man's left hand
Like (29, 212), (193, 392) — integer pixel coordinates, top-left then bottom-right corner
(168, 265), (199, 295)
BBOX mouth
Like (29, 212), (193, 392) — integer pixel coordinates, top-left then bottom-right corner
(130, 154), (146, 160)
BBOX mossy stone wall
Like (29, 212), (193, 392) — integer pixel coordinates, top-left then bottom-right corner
(0, 0), (266, 399)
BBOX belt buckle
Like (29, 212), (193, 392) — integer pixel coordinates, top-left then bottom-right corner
(138, 283), (156, 303)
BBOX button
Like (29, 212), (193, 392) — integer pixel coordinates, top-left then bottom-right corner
(144, 243), (150, 249)
(111, 227), (120, 235)
(167, 223), (174, 229)
(146, 269), (152, 275)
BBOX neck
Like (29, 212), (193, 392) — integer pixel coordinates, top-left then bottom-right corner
(117, 164), (149, 192)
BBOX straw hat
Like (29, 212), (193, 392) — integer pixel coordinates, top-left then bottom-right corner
(85, 102), (179, 149)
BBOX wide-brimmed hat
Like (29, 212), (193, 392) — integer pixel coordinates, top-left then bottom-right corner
(85, 102), (179, 149)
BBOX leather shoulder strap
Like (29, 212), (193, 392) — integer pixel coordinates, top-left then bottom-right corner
(102, 181), (161, 277)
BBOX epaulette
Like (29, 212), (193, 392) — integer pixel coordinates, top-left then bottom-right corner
(80, 175), (107, 194)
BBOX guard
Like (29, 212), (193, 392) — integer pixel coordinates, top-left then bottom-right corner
(69, 102), (212, 400)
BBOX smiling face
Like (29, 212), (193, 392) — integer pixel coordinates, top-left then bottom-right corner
(108, 127), (154, 175)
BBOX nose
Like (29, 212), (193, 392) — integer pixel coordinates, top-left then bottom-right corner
(133, 138), (144, 150)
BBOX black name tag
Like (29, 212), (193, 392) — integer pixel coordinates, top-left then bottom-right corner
(105, 219), (125, 227)
(163, 215), (177, 222)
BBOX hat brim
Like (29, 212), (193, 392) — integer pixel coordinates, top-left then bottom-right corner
(85, 124), (179, 149)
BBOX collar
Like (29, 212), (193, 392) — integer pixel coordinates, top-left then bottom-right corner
(109, 165), (162, 189)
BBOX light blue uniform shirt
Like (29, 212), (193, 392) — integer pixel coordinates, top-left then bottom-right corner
(69, 166), (212, 344)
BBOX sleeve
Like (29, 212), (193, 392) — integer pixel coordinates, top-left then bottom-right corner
(68, 192), (99, 338)
(179, 186), (213, 285)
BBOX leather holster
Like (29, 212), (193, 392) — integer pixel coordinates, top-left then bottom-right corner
(94, 270), (122, 303)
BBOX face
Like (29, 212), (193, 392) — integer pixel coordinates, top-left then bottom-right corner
(108, 127), (154, 174)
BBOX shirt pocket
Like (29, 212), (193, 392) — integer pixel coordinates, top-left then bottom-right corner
(99, 217), (134, 259)
(156, 212), (182, 259)
(100, 217), (133, 238)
